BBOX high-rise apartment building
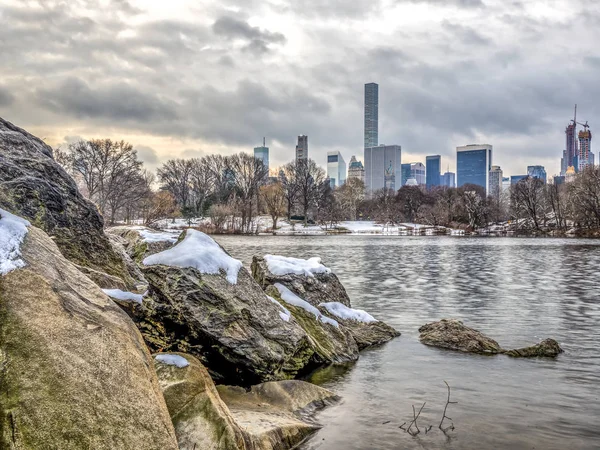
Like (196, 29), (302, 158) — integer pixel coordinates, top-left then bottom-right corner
(327, 151), (347, 187)
(253, 138), (269, 172)
(426, 155), (441, 189)
(527, 165), (547, 183)
(347, 156), (365, 183)
(441, 172), (456, 188)
(456, 144), (493, 194)
(364, 144), (402, 193)
(578, 128), (592, 171)
(489, 165), (503, 201)
(566, 107), (579, 171)
(410, 162), (426, 185)
(364, 83), (379, 149)
(295, 135), (308, 160)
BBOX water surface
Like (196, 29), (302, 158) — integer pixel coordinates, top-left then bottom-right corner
(214, 235), (600, 450)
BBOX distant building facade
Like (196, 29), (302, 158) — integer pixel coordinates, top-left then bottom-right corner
(347, 156), (365, 183)
(426, 155), (441, 190)
(553, 175), (565, 186)
(364, 83), (379, 149)
(489, 165), (503, 200)
(441, 171), (456, 188)
(501, 177), (511, 192)
(578, 128), (593, 171)
(401, 164), (411, 187)
(410, 162), (426, 186)
(364, 144), (402, 193)
(527, 165), (547, 183)
(457, 144), (493, 194)
(565, 166), (576, 183)
(511, 175), (528, 185)
(566, 119), (578, 171)
(253, 138), (269, 172)
(296, 135), (308, 160)
(327, 151), (347, 187)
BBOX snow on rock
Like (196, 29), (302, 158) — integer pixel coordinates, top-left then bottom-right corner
(265, 255), (331, 277)
(0, 208), (30, 276)
(138, 229), (181, 244)
(320, 302), (378, 324)
(142, 229), (242, 284)
(155, 354), (190, 368)
(267, 295), (292, 322)
(274, 283), (339, 327)
(102, 288), (144, 304)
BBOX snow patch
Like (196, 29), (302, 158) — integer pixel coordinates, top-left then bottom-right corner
(0, 208), (30, 276)
(320, 302), (378, 323)
(267, 295), (292, 322)
(265, 255), (331, 277)
(102, 288), (144, 304)
(155, 354), (190, 368)
(138, 229), (181, 244)
(274, 283), (338, 327)
(143, 230), (242, 284)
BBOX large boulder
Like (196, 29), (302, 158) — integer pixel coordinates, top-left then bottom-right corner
(107, 226), (180, 263)
(130, 230), (316, 385)
(217, 380), (339, 450)
(252, 255), (351, 307)
(0, 117), (131, 284)
(0, 210), (178, 449)
(154, 352), (249, 450)
(418, 319), (503, 354)
(419, 319), (563, 358)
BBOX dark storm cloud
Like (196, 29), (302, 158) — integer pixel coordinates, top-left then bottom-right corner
(212, 16), (286, 44)
(36, 77), (179, 122)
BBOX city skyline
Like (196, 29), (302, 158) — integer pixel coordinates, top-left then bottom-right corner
(1, 1), (599, 177)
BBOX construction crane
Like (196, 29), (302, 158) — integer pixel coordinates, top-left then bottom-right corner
(577, 121), (590, 131)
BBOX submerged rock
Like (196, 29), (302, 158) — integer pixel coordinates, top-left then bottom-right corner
(0, 220), (178, 449)
(252, 255), (351, 307)
(503, 338), (564, 358)
(418, 319), (503, 354)
(419, 319), (563, 358)
(217, 380), (339, 450)
(0, 117), (131, 284)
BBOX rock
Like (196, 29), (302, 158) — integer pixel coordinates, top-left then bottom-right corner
(137, 259), (315, 385)
(418, 319), (503, 354)
(0, 117), (132, 284)
(74, 263), (130, 290)
(107, 233), (149, 291)
(265, 285), (360, 366)
(419, 319), (563, 358)
(252, 255), (351, 307)
(0, 224), (178, 449)
(217, 380), (339, 450)
(107, 226), (179, 263)
(331, 316), (400, 351)
(503, 338), (564, 358)
(154, 352), (249, 450)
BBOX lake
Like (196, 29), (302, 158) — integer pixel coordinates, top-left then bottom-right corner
(214, 235), (600, 450)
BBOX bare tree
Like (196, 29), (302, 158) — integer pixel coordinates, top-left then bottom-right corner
(336, 178), (365, 221)
(295, 159), (327, 224)
(157, 159), (194, 212)
(260, 182), (286, 232)
(229, 152), (269, 233)
(279, 162), (300, 220)
(510, 177), (547, 231)
(141, 191), (179, 227)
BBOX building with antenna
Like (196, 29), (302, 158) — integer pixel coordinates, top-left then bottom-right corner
(253, 138), (269, 172)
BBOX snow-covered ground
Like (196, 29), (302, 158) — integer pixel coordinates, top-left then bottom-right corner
(0, 208), (30, 276)
(142, 229), (243, 284)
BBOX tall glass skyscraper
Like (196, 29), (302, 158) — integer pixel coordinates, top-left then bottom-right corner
(327, 151), (347, 187)
(364, 145), (402, 193)
(426, 155), (441, 189)
(364, 83), (379, 149)
(456, 144), (492, 194)
(441, 172), (456, 188)
(401, 164), (411, 187)
(253, 138), (269, 172)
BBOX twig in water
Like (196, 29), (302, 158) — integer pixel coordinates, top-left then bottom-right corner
(382, 420), (391, 425)
(398, 422), (407, 430)
(425, 425), (433, 434)
(439, 381), (458, 433)
(406, 402), (426, 436)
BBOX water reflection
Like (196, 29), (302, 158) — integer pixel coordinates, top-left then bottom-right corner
(215, 235), (600, 450)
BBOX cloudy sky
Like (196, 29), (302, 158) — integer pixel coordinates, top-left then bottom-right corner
(1, 0), (599, 176)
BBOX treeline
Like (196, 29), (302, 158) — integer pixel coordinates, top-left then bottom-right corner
(56, 139), (600, 233)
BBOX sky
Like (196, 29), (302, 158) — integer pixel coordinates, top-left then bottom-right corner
(1, 0), (599, 177)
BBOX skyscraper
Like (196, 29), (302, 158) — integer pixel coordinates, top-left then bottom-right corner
(409, 162), (426, 185)
(347, 156), (365, 183)
(566, 106), (578, 171)
(364, 144), (402, 193)
(489, 165), (503, 201)
(364, 83), (379, 149)
(425, 155), (441, 190)
(296, 135), (308, 160)
(527, 165), (547, 183)
(456, 144), (493, 194)
(327, 151), (347, 187)
(578, 128), (592, 171)
(401, 164), (411, 186)
(253, 138), (269, 172)
(441, 172), (456, 188)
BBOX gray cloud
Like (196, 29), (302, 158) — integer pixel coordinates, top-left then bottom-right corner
(212, 16), (286, 45)
(135, 145), (159, 164)
(0, 87), (14, 106)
